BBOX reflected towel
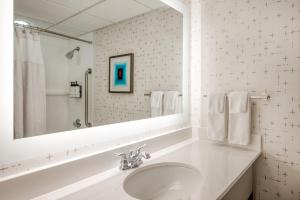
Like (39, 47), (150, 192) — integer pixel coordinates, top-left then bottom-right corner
(150, 91), (164, 117)
(228, 92), (251, 145)
(207, 93), (227, 141)
(163, 91), (181, 115)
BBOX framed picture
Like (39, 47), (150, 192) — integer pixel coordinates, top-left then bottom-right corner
(109, 53), (134, 93)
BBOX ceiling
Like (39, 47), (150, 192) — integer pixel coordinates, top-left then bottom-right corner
(14, 0), (166, 37)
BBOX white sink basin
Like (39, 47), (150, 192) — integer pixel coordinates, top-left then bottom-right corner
(123, 162), (201, 200)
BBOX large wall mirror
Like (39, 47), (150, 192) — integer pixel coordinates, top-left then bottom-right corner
(13, 0), (184, 139)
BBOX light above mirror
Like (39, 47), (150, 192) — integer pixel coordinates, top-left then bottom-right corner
(13, 0), (184, 139)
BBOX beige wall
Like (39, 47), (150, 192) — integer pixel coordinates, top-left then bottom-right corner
(93, 8), (183, 126)
(190, 0), (300, 199)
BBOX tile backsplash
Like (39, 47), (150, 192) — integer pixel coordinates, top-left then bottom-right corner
(93, 7), (183, 126)
(190, 0), (300, 199)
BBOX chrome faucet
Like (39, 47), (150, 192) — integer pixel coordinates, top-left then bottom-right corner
(115, 144), (151, 170)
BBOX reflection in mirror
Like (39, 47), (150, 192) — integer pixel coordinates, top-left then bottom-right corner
(13, 0), (183, 139)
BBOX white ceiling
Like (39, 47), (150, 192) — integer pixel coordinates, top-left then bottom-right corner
(14, 0), (166, 37)
(86, 0), (150, 23)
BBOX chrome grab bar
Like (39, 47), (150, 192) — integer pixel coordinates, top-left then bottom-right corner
(85, 68), (92, 127)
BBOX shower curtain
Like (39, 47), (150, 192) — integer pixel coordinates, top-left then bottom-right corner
(14, 27), (46, 138)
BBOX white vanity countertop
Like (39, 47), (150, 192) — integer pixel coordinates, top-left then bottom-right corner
(34, 139), (261, 200)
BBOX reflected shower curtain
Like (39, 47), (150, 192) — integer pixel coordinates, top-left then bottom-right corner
(14, 27), (46, 138)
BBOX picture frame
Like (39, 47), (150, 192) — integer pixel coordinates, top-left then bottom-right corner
(109, 53), (134, 93)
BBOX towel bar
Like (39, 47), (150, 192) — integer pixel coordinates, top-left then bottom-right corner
(144, 93), (182, 96)
(202, 94), (271, 101)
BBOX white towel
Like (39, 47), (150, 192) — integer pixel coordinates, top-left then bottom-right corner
(150, 91), (164, 117)
(163, 91), (180, 115)
(207, 93), (227, 142)
(228, 92), (251, 145)
(176, 96), (183, 113)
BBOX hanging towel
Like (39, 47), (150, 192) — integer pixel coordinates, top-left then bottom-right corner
(228, 92), (251, 145)
(176, 96), (183, 113)
(150, 91), (164, 117)
(207, 93), (227, 142)
(163, 91), (180, 115)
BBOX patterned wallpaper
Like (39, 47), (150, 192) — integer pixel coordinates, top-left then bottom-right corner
(93, 7), (183, 126)
(190, 0), (300, 199)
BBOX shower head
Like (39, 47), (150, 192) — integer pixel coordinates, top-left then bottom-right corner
(65, 46), (80, 59)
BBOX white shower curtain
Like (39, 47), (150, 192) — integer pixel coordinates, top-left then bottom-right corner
(14, 27), (46, 138)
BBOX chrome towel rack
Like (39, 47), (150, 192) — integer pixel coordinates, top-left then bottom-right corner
(144, 92), (182, 96)
(202, 94), (271, 101)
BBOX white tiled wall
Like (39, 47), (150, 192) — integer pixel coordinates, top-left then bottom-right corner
(40, 33), (94, 134)
(67, 33), (94, 130)
(41, 35), (70, 133)
(93, 7), (183, 126)
(190, 0), (300, 199)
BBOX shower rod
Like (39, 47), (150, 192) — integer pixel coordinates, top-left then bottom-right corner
(14, 23), (93, 44)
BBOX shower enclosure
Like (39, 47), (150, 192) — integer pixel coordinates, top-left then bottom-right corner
(14, 22), (94, 137)
(44, 36), (94, 134)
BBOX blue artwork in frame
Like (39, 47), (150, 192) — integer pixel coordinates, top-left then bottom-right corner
(114, 62), (127, 86)
(109, 53), (134, 93)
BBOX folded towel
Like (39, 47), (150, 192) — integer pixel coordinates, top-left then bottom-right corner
(228, 92), (251, 145)
(150, 91), (164, 117)
(207, 93), (227, 142)
(163, 91), (180, 115)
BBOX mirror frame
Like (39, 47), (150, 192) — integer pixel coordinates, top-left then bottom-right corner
(0, 0), (190, 164)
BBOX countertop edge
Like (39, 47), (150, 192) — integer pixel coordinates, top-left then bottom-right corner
(33, 138), (261, 200)
(216, 150), (261, 200)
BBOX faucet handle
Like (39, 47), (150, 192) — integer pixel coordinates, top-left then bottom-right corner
(136, 144), (146, 152)
(128, 144), (146, 158)
(132, 144), (146, 156)
(114, 152), (127, 159)
(143, 152), (151, 159)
